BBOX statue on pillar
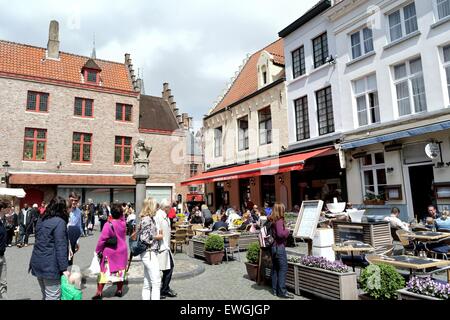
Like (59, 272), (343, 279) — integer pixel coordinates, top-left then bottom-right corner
(133, 138), (152, 223)
(134, 138), (152, 162)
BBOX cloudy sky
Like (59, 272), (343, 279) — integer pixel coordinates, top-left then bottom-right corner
(0, 0), (318, 130)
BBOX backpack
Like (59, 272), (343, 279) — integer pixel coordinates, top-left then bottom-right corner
(259, 220), (275, 248)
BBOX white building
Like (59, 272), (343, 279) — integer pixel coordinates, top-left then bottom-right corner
(326, 0), (450, 222)
(279, 0), (347, 205)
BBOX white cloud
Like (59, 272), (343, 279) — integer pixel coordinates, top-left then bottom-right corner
(0, 0), (319, 124)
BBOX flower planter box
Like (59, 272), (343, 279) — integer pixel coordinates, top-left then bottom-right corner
(397, 289), (443, 300)
(332, 221), (392, 249)
(204, 251), (224, 265)
(297, 264), (358, 300)
(245, 263), (259, 281)
(191, 239), (206, 259)
(238, 232), (260, 250)
(363, 200), (385, 206)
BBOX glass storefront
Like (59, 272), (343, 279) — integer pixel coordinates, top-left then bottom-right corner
(146, 186), (173, 204)
(58, 187), (136, 205)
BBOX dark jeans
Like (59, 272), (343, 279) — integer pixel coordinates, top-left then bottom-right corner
(19, 224), (32, 245)
(100, 219), (107, 232)
(68, 226), (81, 266)
(271, 246), (288, 296)
(161, 254), (174, 295)
(6, 228), (14, 245)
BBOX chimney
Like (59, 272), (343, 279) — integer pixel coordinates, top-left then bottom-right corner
(47, 20), (60, 60)
(177, 114), (183, 125)
(124, 53), (131, 65)
(168, 95), (174, 104)
(188, 117), (193, 130)
(162, 83), (171, 100)
(171, 102), (179, 115)
(182, 113), (189, 129)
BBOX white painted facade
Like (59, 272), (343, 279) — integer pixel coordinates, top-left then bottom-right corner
(325, 0), (450, 220)
(283, 5), (343, 150)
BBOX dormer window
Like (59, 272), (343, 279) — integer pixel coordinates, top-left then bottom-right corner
(86, 70), (98, 83)
(81, 59), (102, 85)
(262, 70), (267, 85)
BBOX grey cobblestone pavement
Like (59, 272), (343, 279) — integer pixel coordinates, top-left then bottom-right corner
(4, 229), (308, 300)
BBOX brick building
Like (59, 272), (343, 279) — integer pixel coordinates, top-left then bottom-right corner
(0, 20), (194, 207)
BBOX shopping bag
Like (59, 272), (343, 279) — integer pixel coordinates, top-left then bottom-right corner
(61, 275), (82, 300)
(88, 253), (101, 275)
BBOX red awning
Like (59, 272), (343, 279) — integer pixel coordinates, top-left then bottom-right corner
(181, 147), (333, 186)
(186, 194), (204, 202)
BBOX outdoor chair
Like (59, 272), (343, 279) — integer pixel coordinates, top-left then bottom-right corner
(424, 236), (450, 260)
(171, 229), (187, 254)
(192, 224), (204, 236)
(225, 234), (241, 262)
(396, 230), (416, 256)
(373, 244), (394, 256)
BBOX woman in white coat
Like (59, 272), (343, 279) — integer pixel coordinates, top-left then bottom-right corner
(156, 199), (177, 299)
(139, 198), (163, 300)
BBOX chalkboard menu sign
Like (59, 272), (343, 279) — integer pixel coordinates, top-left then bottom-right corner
(293, 200), (323, 240)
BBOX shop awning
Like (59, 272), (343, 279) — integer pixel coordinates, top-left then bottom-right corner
(341, 120), (450, 150)
(181, 147), (333, 186)
(0, 188), (26, 198)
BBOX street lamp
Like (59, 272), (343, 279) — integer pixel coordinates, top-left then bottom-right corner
(2, 161), (10, 188)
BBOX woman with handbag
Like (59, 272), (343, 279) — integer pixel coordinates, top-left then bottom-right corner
(139, 197), (163, 300)
(92, 203), (128, 300)
(270, 203), (294, 299)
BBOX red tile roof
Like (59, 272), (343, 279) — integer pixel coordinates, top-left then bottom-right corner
(210, 38), (285, 115)
(0, 40), (135, 94)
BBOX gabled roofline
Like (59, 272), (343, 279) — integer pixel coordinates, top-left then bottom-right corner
(203, 78), (285, 121)
(278, 0), (332, 38)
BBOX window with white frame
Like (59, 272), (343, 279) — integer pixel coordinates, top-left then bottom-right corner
(393, 57), (427, 116)
(353, 74), (380, 127)
(238, 116), (249, 151)
(444, 45), (450, 101)
(437, 0), (450, 20)
(361, 152), (387, 199)
(350, 27), (374, 60)
(388, 2), (418, 42)
(259, 107), (272, 145)
(214, 127), (222, 157)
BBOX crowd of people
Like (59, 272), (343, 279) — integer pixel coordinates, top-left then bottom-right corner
(0, 193), (179, 301)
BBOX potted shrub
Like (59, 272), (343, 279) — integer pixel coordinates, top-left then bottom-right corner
(359, 263), (405, 300)
(245, 242), (260, 281)
(204, 234), (224, 265)
(297, 256), (358, 300)
(398, 277), (450, 300)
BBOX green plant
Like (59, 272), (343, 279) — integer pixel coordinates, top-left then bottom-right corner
(204, 234), (224, 252)
(359, 263), (405, 300)
(364, 193), (376, 201)
(246, 242), (260, 264)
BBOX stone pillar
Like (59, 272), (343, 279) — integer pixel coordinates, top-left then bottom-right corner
(133, 139), (152, 224)
(133, 160), (149, 224)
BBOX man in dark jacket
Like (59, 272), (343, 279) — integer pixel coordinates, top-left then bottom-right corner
(0, 201), (8, 299)
(18, 204), (33, 247)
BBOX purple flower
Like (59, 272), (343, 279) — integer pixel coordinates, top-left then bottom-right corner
(406, 277), (450, 300)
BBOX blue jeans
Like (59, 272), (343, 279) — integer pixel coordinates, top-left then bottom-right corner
(271, 246), (288, 296)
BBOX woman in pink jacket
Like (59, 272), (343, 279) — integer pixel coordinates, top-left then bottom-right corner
(92, 203), (128, 300)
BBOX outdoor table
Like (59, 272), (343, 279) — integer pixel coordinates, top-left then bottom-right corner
(410, 224), (429, 232)
(195, 228), (212, 235)
(406, 231), (449, 241)
(333, 242), (374, 272)
(369, 255), (450, 283)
